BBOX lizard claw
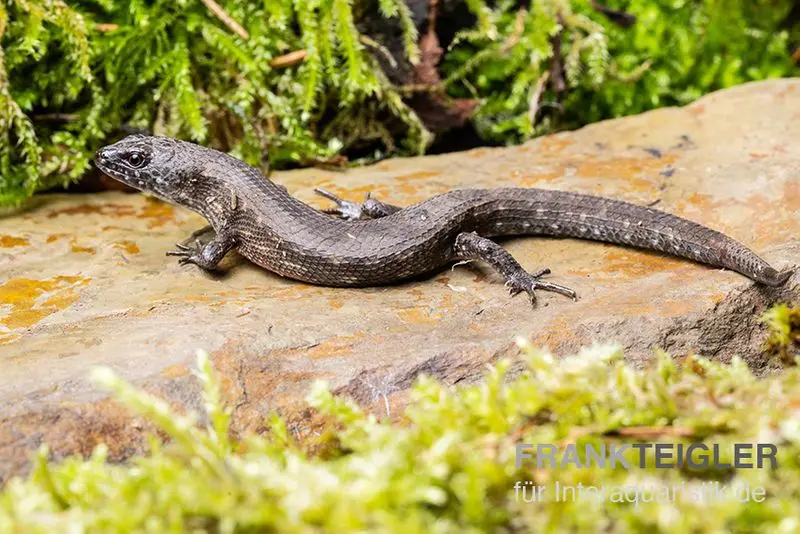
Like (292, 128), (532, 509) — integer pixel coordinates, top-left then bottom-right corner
(166, 239), (204, 266)
(314, 188), (365, 221)
(505, 268), (577, 307)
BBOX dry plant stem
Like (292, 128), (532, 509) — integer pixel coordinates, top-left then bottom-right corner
(528, 70), (550, 125)
(200, 0), (248, 40)
(270, 50), (307, 69)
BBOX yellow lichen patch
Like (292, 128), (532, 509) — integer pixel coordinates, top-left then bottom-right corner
(112, 240), (141, 254)
(0, 235), (29, 248)
(0, 333), (22, 345)
(572, 153), (678, 193)
(466, 148), (490, 158)
(307, 332), (367, 359)
(0, 276), (91, 331)
(138, 198), (177, 228)
(742, 193), (793, 244)
(70, 238), (96, 254)
(533, 135), (573, 155)
(396, 306), (442, 324)
(161, 364), (190, 379)
(46, 203), (137, 219)
(46, 234), (69, 243)
(672, 192), (720, 213)
(514, 170), (565, 187)
(660, 298), (698, 318)
(528, 316), (580, 347)
(390, 182), (450, 204)
(467, 322), (485, 334)
(181, 295), (212, 303)
(599, 250), (688, 279)
(393, 170), (441, 183)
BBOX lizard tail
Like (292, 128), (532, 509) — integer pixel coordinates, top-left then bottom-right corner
(470, 188), (792, 286)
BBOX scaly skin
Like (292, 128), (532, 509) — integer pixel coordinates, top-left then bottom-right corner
(94, 135), (793, 305)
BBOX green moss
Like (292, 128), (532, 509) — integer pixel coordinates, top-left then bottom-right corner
(2, 324), (800, 532)
(0, 0), (797, 207)
(0, 0), (421, 206)
(762, 303), (800, 364)
(444, 0), (798, 142)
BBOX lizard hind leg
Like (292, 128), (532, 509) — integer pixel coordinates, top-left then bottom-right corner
(314, 188), (402, 220)
(453, 232), (578, 306)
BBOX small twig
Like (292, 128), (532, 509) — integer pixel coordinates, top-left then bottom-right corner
(427, 0), (440, 36)
(359, 35), (397, 69)
(200, 0), (248, 40)
(500, 8), (527, 55)
(613, 59), (653, 83)
(549, 14), (566, 93)
(32, 113), (79, 122)
(590, 1), (636, 28)
(94, 23), (119, 32)
(270, 50), (307, 69)
(528, 70), (550, 126)
(397, 82), (444, 94)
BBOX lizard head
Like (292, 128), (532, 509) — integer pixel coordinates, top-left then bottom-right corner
(94, 134), (196, 202)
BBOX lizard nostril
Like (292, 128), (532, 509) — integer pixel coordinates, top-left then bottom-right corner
(94, 149), (109, 165)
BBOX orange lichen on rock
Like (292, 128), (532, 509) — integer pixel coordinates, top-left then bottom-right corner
(46, 203), (136, 219)
(600, 250), (688, 279)
(396, 306), (443, 324)
(572, 153), (678, 193)
(161, 364), (190, 379)
(138, 198), (178, 229)
(0, 276), (91, 334)
(0, 235), (29, 248)
(112, 240), (141, 254)
(307, 332), (367, 359)
(46, 234), (68, 243)
(70, 238), (96, 254)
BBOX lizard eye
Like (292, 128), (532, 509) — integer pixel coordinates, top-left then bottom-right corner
(125, 151), (147, 169)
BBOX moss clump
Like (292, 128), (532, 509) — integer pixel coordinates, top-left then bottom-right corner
(1, 0), (797, 207)
(2, 331), (800, 532)
(443, 0), (798, 143)
(762, 303), (800, 364)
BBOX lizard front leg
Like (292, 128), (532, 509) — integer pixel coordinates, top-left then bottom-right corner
(167, 230), (237, 271)
(314, 188), (401, 220)
(453, 232), (578, 306)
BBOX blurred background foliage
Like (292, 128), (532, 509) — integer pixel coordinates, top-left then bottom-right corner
(0, 0), (797, 206)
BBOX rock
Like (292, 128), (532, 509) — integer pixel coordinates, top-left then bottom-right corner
(0, 80), (798, 482)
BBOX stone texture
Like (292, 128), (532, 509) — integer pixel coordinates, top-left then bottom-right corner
(1, 79), (798, 482)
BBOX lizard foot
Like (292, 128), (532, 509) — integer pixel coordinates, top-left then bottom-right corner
(166, 239), (210, 268)
(504, 268), (578, 307)
(314, 188), (367, 221)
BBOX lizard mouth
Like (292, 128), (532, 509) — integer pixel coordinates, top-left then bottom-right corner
(94, 148), (145, 190)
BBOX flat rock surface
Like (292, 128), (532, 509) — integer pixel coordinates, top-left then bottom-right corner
(1, 80), (798, 482)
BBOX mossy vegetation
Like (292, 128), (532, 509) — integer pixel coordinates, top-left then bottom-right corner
(1, 0), (797, 207)
(762, 303), (800, 364)
(1, 303), (799, 532)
